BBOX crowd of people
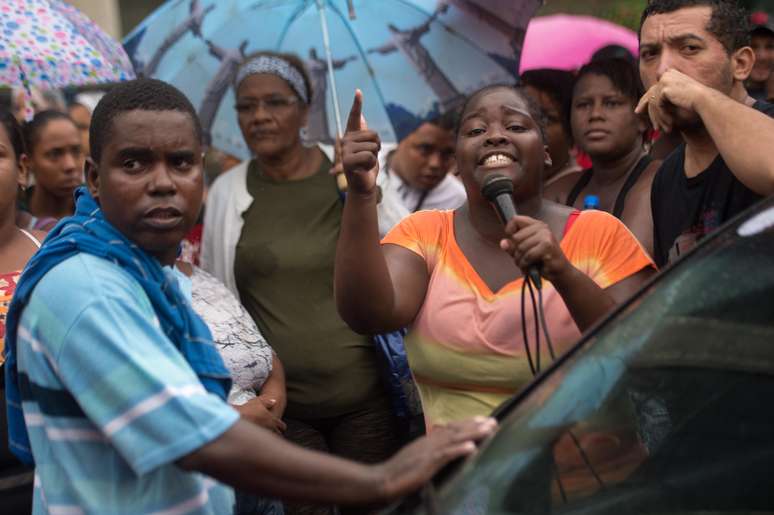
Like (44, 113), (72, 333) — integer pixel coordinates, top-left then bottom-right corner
(1, 0), (773, 514)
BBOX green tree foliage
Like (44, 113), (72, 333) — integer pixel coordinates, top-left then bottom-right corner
(537, 0), (773, 31)
(537, 0), (648, 31)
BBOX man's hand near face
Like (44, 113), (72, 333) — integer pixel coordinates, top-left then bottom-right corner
(636, 65), (774, 194)
(636, 69), (720, 134)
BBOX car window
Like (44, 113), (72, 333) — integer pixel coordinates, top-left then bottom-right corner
(432, 205), (774, 515)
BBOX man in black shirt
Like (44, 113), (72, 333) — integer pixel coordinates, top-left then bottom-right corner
(636, 0), (774, 267)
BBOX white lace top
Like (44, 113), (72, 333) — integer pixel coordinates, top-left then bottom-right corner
(189, 266), (273, 405)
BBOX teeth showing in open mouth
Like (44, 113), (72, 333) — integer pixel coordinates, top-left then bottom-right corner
(483, 154), (513, 166)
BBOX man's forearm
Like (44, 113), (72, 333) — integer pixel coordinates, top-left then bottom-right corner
(694, 88), (774, 195)
(179, 410), (498, 506)
(179, 420), (387, 504)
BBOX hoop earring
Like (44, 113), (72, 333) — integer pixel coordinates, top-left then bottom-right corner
(299, 126), (309, 142)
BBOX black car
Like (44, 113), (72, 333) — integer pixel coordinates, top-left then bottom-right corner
(386, 197), (774, 515)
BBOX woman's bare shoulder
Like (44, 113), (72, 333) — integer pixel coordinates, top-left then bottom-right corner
(543, 170), (585, 204)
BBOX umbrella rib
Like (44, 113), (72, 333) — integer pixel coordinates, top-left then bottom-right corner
(391, 0), (437, 19)
(123, 0), (180, 42)
(275, 1), (315, 50)
(392, 0), (509, 57)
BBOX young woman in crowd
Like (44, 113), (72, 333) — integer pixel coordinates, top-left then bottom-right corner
(0, 110), (44, 514)
(336, 85), (656, 429)
(544, 58), (661, 255)
(521, 69), (581, 186)
(201, 52), (399, 515)
(18, 110), (83, 231)
(0, 111), (46, 356)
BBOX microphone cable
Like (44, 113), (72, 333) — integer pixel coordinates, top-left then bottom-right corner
(480, 173), (605, 498)
(520, 265), (555, 375)
(520, 271), (538, 376)
(519, 256), (606, 501)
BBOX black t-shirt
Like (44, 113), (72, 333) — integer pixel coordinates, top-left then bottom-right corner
(651, 100), (774, 267)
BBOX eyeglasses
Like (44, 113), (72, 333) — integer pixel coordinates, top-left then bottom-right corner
(234, 96), (299, 115)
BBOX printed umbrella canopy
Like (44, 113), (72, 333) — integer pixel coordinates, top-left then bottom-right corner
(0, 0), (135, 95)
(123, 0), (542, 161)
(519, 14), (639, 73)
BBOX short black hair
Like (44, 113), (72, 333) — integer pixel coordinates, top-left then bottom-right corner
(639, 0), (751, 54)
(237, 51), (313, 105)
(456, 84), (547, 142)
(751, 26), (774, 38)
(89, 78), (202, 163)
(574, 58), (645, 106)
(426, 109), (458, 133)
(23, 110), (75, 154)
(519, 69), (575, 139)
(591, 44), (636, 65)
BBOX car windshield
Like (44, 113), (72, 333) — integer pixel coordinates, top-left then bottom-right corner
(426, 202), (774, 515)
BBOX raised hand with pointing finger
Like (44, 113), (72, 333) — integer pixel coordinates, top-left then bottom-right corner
(341, 89), (382, 195)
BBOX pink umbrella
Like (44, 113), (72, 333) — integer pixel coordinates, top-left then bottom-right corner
(519, 14), (639, 73)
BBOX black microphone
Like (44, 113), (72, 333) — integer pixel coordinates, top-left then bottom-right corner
(481, 174), (542, 288)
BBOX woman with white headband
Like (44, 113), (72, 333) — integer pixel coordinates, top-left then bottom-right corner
(201, 52), (400, 515)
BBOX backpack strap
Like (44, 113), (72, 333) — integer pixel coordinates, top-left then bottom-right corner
(565, 169), (593, 207)
(612, 155), (652, 218)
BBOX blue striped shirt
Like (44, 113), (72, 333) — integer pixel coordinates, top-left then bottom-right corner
(17, 253), (239, 514)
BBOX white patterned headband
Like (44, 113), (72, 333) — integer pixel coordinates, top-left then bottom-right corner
(235, 55), (309, 104)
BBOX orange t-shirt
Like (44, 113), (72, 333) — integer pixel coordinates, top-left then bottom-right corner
(381, 209), (654, 427)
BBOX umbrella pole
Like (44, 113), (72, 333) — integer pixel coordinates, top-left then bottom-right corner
(315, 0), (344, 138)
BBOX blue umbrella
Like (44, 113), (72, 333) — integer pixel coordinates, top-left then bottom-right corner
(124, 0), (541, 160)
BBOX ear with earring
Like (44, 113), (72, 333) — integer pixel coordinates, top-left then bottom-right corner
(18, 153), (30, 192)
(16, 182), (28, 208)
(17, 166), (29, 194)
(299, 125), (310, 143)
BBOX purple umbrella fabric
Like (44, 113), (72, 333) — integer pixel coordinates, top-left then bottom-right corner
(519, 14), (639, 73)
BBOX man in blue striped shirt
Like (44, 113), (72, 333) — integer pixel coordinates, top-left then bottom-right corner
(10, 79), (496, 514)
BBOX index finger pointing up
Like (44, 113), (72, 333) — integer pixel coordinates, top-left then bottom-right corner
(346, 89), (365, 133)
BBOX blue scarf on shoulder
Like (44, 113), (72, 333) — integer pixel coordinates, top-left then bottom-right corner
(3, 187), (232, 465)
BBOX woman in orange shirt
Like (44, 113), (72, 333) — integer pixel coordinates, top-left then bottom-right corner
(335, 86), (655, 428)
